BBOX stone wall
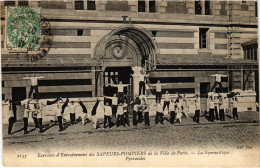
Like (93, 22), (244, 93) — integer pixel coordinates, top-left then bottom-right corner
(165, 1), (188, 14)
(105, 1), (130, 11)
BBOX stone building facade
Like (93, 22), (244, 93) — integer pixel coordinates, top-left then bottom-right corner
(1, 0), (258, 105)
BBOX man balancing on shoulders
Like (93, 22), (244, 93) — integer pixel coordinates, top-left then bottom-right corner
(210, 73), (228, 93)
(149, 80), (167, 103)
(132, 70), (150, 96)
(23, 74), (45, 98)
(109, 81), (130, 104)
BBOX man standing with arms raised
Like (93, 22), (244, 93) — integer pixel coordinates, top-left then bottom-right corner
(109, 81), (129, 104)
(163, 90), (171, 113)
(210, 73), (228, 93)
(23, 74), (45, 98)
(149, 80), (167, 103)
(132, 70), (149, 96)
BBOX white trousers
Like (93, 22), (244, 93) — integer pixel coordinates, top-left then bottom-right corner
(91, 115), (98, 129)
(84, 115), (98, 128)
(80, 113), (88, 125)
(182, 106), (189, 118)
(176, 112), (182, 122)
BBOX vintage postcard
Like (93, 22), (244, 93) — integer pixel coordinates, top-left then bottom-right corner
(1, 0), (259, 167)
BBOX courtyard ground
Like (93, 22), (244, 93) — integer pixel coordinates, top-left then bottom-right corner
(2, 111), (259, 152)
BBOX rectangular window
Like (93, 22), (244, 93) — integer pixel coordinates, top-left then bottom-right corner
(4, 1), (15, 6)
(200, 82), (210, 95)
(242, 0), (246, 3)
(2, 94), (5, 100)
(2, 81), (5, 87)
(138, 0), (146, 12)
(39, 91), (92, 99)
(77, 29), (83, 36)
(250, 48), (254, 60)
(205, 0), (211, 15)
(221, 77), (228, 82)
(247, 49), (250, 59)
(87, 0), (96, 10)
(254, 47), (257, 60)
(164, 88), (195, 94)
(256, 2), (258, 17)
(244, 49), (247, 59)
(151, 31), (157, 37)
(149, 0), (156, 13)
(12, 87), (26, 101)
(38, 79), (92, 86)
(149, 77), (195, 83)
(199, 28), (209, 49)
(215, 88), (228, 93)
(18, 0), (29, 7)
(251, 48), (254, 60)
(75, 0), (84, 10)
(195, 0), (202, 15)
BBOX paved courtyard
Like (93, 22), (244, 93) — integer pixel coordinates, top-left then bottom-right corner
(3, 112), (260, 152)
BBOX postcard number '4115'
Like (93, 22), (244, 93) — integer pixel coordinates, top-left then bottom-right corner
(17, 155), (27, 159)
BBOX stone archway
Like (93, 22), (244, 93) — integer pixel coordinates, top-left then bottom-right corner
(94, 24), (159, 70)
(94, 24), (159, 97)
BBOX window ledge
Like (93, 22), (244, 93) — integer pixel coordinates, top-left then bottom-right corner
(195, 14), (214, 17)
(198, 49), (212, 53)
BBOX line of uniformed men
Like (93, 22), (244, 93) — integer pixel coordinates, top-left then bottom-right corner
(5, 92), (239, 135)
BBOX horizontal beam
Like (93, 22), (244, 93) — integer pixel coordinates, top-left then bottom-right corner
(39, 85), (94, 93)
(2, 70), (102, 74)
(150, 68), (259, 71)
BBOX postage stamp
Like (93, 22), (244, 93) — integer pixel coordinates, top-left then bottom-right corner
(5, 7), (40, 50)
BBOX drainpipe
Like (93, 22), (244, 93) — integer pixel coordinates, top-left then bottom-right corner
(227, 1), (232, 59)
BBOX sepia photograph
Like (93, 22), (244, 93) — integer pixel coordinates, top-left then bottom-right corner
(1, 0), (259, 167)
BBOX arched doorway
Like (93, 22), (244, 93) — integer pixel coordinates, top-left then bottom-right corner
(94, 25), (159, 99)
(94, 25), (159, 69)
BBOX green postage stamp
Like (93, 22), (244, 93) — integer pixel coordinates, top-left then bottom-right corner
(5, 7), (40, 51)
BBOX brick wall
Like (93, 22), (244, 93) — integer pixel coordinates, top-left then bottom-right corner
(149, 70), (229, 94)
(219, 1), (227, 16)
(156, 31), (194, 38)
(105, 1), (130, 11)
(158, 43), (194, 49)
(165, 1), (188, 14)
(41, 42), (91, 48)
(0, 1), (258, 101)
(38, 1), (67, 9)
(215, 33), (227, 39)
(215, 44), (227, 50)
(1, 72), (96, 100)
(47, 29), (91, 36)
